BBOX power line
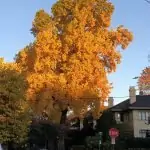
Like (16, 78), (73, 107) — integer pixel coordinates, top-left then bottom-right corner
(112, 96), (129, 98)
(78, 95), (140, 99)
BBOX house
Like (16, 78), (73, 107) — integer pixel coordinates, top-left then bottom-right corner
(108, 86), (150, 138)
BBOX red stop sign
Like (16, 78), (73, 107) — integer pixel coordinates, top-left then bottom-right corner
(109, 128), (119, 138)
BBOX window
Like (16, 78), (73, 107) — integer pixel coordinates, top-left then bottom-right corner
(120, 113), (124, 122)
(115, 113), (121, 122)
(139, 111), (150, 120)
(142, 112), (146, 120)
(139, 130), (146, 138)
(139, 112), (142, 120)
(139, 130), (150, 138)
(125, 114), (129, 121)
(146, 112), (149, 120)
(115, 113), (124, 122)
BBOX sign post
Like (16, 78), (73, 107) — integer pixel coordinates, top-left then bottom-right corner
(109, 128), (119, 150)
(98, 132), (102, 150)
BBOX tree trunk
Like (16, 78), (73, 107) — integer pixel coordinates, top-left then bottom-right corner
(47, 140), (55, 150)
(8, 142), (15, 150)
(60, 108), (68, 124)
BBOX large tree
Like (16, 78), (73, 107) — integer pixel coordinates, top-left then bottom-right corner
(15, 0), (133, 122)
(138, 66), (150, 95)
(0, 58), (31, 144)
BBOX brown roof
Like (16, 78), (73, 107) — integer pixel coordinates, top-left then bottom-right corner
(110, 95), (150, 111)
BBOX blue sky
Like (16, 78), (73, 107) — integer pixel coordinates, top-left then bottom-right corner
(0, 0), (150, 104)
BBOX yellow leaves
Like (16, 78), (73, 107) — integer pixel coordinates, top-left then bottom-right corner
(62, 54), (67, 61)
(0, 58), (4, 64)
(33, 30), (61, 73)
(58, 73), (66, 84)
(114, 27), (133, 49)
(15, 44), (35, 73)
(15, 0), (133, 121)
(31, 9), (53, 36)
(26, 73), (56, 100)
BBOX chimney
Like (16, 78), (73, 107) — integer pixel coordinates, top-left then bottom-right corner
(108, 97), (114, 108)
(129, 86), (136, 104)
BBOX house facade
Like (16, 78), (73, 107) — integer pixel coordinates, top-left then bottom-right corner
(108, 86), (150, 138)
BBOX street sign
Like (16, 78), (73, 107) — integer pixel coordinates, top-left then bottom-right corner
(99, 140), (101, 145)
(109, 128), (119, 138)
(109, 128), (119, 146)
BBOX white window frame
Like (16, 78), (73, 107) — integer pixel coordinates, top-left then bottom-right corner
(139, 111), (150, 121)
(139, 129), (146, 138)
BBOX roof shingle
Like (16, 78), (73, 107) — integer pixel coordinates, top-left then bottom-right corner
(110, 95), (150, 111)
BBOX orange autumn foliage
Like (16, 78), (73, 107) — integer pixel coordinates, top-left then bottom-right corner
(15, 0), (133, 121)
(138, 66), (150, 95)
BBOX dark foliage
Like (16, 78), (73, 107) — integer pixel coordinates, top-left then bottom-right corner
(28, 123), (58, 149)
(95, 110), (116, 142)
